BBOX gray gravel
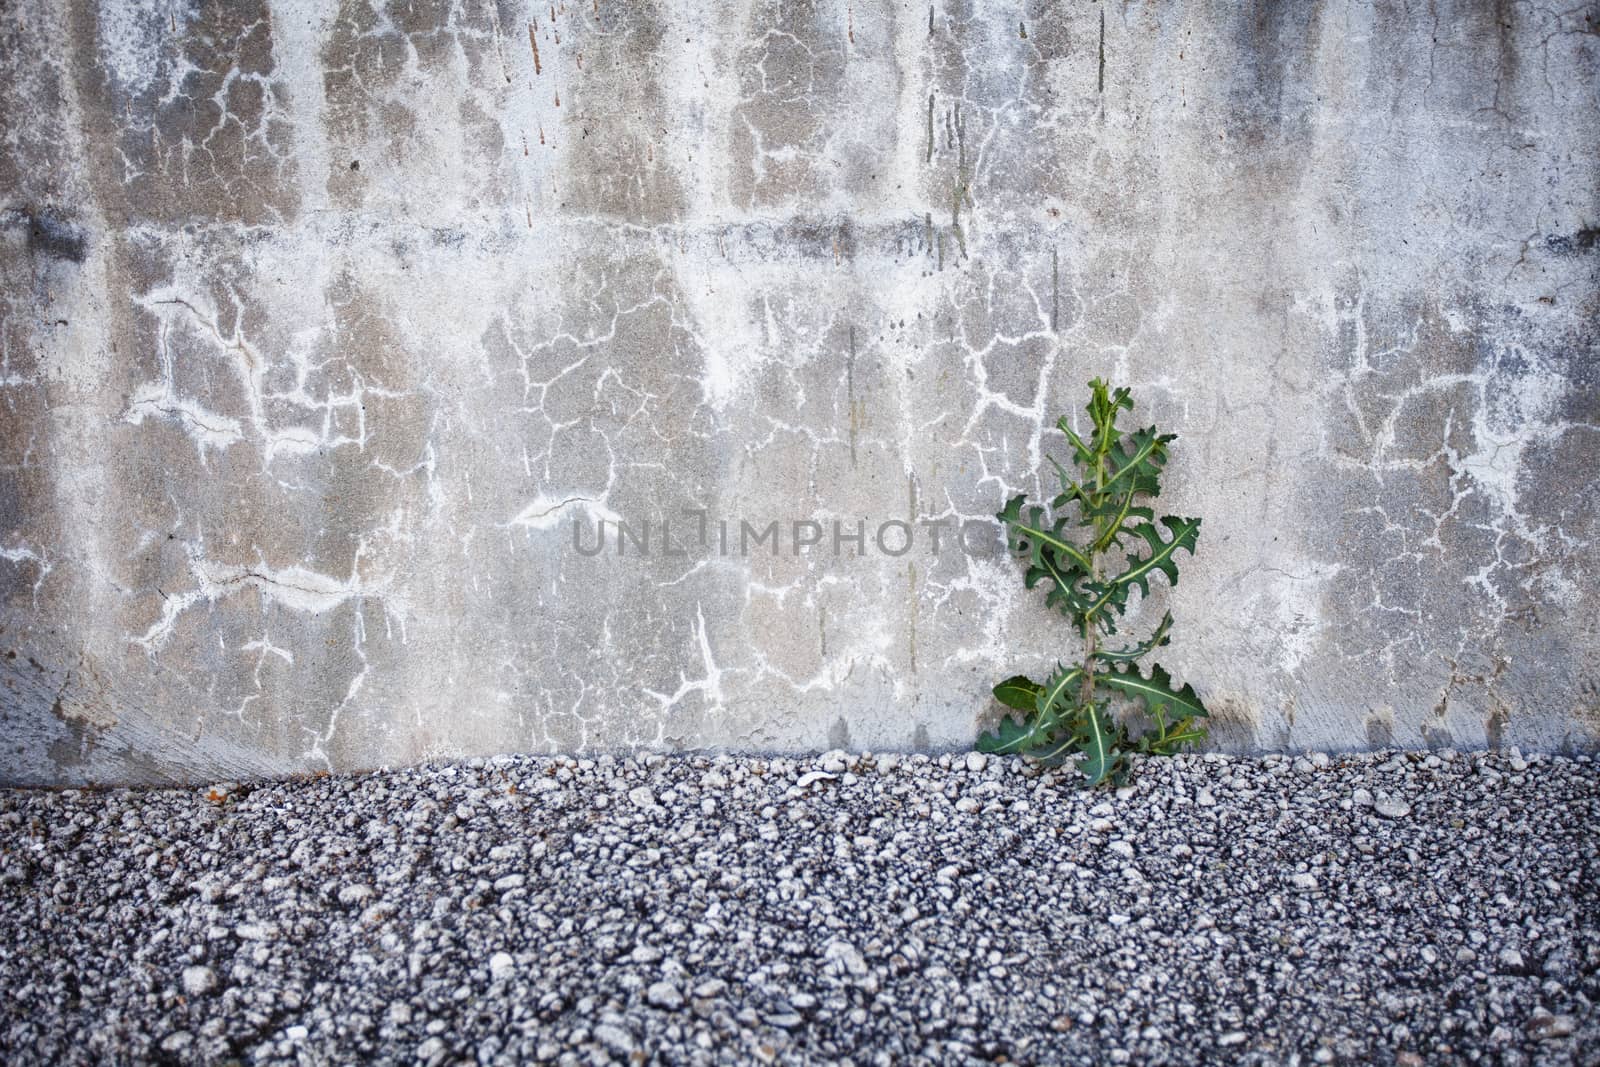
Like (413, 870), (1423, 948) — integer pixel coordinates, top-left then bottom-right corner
(1, 749), (1595, 1065)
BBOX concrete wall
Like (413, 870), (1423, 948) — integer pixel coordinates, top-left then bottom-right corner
(1, 0), (1596, 785)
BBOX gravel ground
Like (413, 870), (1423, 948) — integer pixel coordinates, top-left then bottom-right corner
(0, 749), (1595, 1066)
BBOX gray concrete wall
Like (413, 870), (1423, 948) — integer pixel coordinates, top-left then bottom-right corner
(1, 0), (1596, 785)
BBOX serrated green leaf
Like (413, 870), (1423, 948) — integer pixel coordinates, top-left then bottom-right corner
(1085, 516), (1201, 617)
(1053, 418), (1094, 469)
(1100, 662), (1209, 720)
(976, 702), (1067, 756)
(1023, 548), (1092, 622)
(1035, 664), (1085, 716)
(1101, 426), (1173, 497)
(1031, 724), (1086, 766)
(993, 675), (1044, 712)
(1140, 719), (1207, 755)
(1094, 611), (1173, 663)
(1074, 703), (1124, 786)
(998, 496), (1096, 574)
(977, 713), (1043, 755)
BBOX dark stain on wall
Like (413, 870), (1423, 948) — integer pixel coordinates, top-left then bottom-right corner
(5, 207), (88, 263)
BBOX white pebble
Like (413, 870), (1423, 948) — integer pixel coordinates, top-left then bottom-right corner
(180, 965), (216, 996)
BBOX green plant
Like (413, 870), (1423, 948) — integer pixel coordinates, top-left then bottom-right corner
(979, 378), (1209, 785)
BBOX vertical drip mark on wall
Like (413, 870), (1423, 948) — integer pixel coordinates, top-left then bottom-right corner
(528, 22), (542, 75)
(1052, 247), (1059, 332)
(924, 212), (934, 260)
(951, 103), (969, 260)
(908, 562), (919, 674)
(926, 94), (934, 163)
(848, 4), (855, 44)
(847, 325), (858, 467)
(928, 5), (935, 34)
(488, 2), (511, 82)
(1097, 9), (1105, 93)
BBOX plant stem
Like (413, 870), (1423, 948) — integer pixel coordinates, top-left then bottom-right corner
(1080, 439), (1109, 710)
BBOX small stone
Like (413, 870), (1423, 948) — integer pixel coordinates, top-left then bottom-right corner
(493, 873), (525, 891)
(954, 797), (980, 813)
(1196, 789), (1216, 807)
(1498, 948), (1525, 971)
(796, 771), (837, 788)
(1218, 1031), (1247, 1047)
(823, 940), (869, 977)
(965, 752), (987, 773)
(1374, 796), (1411, 819)
(594, 1024), (637, 1056)
(765, 1012), (803, 1028)
(1526, 1013), (1577, 1039)
(180, 965), (216, 997)
(628, 786), (656, 809)
(416, 1037), (447, 1063)
(339, 883), (375, 905)
(647, 980), (683, 1009)
(1289, 872), (1318, 891)
(1352, 788), (1374, 807)
(489, 952), (515, 980)
(1108, 840), (1135, 859)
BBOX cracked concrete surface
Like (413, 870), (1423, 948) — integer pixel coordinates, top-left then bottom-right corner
(1, 1), (1597, 784)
